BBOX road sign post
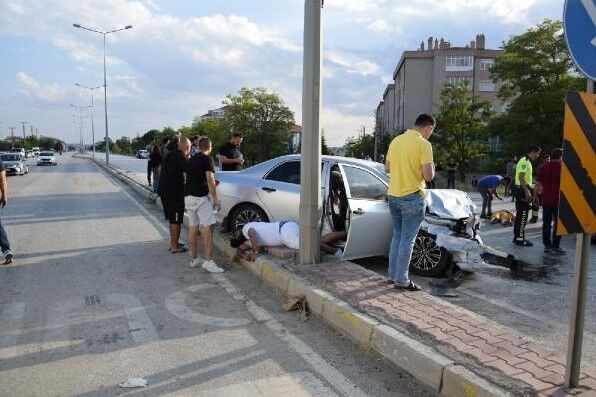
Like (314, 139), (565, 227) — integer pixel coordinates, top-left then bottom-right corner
(562, 1), (595, 387)
(558, 90), (595, 389)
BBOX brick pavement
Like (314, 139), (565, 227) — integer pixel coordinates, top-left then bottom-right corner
(286, 260), (596, 396)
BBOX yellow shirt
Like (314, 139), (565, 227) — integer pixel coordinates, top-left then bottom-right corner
(386, 129), (433, 197)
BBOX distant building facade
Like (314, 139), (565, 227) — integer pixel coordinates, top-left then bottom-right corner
(374, 34), (503, 159)
(200, 106), (229, 120)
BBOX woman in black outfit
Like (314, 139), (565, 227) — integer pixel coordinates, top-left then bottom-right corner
(148, 145), (162, 193)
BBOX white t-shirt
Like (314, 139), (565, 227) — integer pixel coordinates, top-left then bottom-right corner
(242, 222), (284, 247)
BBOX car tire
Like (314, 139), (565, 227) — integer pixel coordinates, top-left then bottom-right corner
(409, 230), (452, 277)
(229, 203), (269, 231)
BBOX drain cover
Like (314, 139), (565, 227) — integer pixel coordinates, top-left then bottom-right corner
(84, 295), (101, 307)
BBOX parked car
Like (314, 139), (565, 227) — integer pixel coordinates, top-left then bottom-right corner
(37, 151), (57, 166)
(0, 153), (29, 175)
(10, 148), (25, 158)
(216, 155), (483, 277)
(136, 149), (149, 159)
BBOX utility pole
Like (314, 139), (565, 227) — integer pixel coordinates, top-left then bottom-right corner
(21, 121), (26, 140)
(35, 127), (38, 137)
(9, 127), (15, 149)
(299, 0), (323, 265)
(30, 125), (34, 137)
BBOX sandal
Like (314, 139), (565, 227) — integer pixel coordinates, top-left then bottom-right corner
(170, 246), (188, 253)
(393, 281), (422, 292)
(168, 243), (186, 252)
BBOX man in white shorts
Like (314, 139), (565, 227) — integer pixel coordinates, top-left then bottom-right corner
(184, 137), (224, 273)
(230, 221), (299, 261)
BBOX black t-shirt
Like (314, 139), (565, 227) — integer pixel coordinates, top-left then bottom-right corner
(159, 149), (186, 199)
(148, 152), (161, 168)
(185, 153), (215, 197)
(218, 142), (242, 171)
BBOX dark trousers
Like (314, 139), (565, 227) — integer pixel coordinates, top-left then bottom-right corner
(477, 185), (493, 216)
(147, 163), (152, 184)
(0, 216), (11, 253)
(447, 172), (456, 188)
(542, 206), (561, 248)
(513, 187), (530, 241)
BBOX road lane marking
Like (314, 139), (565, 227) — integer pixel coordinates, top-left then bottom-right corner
(164, 285), (251, 328)
(105, 293), (159, 344)
(213, 275), (369, 397)
(113, 168), (369, 397)
(0, 302), (25, 359)
(41, 297), (78, 352)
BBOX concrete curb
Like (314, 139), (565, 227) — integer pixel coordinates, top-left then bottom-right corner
(91, 156), (514, 397)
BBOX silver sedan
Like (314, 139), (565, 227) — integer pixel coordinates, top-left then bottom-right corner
(216, 155), (482, 277)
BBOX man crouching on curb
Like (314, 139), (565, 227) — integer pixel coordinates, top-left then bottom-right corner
(184, 137), (225, 273)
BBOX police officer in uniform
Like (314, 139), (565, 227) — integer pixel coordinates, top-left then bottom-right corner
(512, 145), (541, 246)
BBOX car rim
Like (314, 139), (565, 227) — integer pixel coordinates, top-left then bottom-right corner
(235, 209), (264, 230)
(411, 236), (442, 271)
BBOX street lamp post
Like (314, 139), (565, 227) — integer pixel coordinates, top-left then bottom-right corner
(75, 83), (101, 159)
(72, 23), (133, 165)
(70, 104), (90, 153)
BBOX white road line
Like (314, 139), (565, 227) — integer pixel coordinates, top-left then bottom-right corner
(112, 167), (369, 397)
(105, 293), (159, 344)
(0, 302), (25, 360)
(41, 297), (78, 352)
(214, 275), (369, 397)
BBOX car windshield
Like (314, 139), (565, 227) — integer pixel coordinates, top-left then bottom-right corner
(1, 154), (19, 161)
(40, 152), (54, 156)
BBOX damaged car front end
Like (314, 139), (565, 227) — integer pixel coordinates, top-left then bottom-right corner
(409, 189), (485, 277)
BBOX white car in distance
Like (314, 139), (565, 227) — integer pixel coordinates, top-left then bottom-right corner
(37, 151), (57, 166)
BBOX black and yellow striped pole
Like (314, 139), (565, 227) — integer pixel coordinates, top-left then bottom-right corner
(559, 88), (595, 388)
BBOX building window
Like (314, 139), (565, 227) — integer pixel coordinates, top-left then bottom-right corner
(480, 59), (495, 70)
(488, 136), (502, 153)
(479, 80), (495, 92)
(446, 56), (473, 71)
(446, 76), (472, 88)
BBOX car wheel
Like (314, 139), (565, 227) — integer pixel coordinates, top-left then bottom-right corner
(409, 230), (452, 277)
(229, 204), (269, 231)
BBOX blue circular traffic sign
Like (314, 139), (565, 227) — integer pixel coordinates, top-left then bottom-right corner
(564, 0), (596, 80)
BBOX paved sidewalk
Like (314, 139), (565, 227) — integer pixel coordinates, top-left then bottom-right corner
(283, 259), (596, 396)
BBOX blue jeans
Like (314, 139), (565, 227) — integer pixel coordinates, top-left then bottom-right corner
(388, 193), (426, 285)
(0, 216), (11, 253)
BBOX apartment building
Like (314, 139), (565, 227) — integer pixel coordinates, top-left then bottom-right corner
(199, 106), (229, 120)
(376, 34), (502, 140)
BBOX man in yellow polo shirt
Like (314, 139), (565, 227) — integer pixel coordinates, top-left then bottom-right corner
(513, 145), (541, 246)
(384, 114), (435, 291)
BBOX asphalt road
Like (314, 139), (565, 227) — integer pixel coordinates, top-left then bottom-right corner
(104, 153), (596, 367)
(0, 155), (431, 396)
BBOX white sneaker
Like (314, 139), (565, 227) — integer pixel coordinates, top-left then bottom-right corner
(202, 260), (224, 273)
(190, 257), (203, 268)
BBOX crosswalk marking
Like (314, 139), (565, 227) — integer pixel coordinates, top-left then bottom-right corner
(105, 293), (159, 344)
(0, 302), (25, 360)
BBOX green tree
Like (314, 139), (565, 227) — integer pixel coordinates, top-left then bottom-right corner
(488, 19), (585, 155)
(433, 82), (493, 177)
(224, 87), (295, 163)
(345, 133), (374, 159)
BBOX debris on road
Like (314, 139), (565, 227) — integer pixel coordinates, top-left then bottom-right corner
(282, 295), (309, 321)
(118, 378), (148, 388)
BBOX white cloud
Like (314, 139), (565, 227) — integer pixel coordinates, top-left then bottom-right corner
(322, 108), (374, 146)
(16, 72), (66, 102)
(326, 51), (380, 76)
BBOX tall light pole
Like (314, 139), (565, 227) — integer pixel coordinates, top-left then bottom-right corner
(71, 104), (90, 153)
(76, 83), (101, 159)
(299, 0), (323, 264)
(20, 121), (26, 140)
(72, 23), (133, 164)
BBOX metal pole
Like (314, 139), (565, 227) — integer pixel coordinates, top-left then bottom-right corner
(564, 78), (594, 389)
(9, 127), (15, 149)
(565, 232), (592, 388)
(299, 0), (323, 265)
(21, 121), (26, 140)
(90, 89), (96, 159)
(103, 33), (110, 164)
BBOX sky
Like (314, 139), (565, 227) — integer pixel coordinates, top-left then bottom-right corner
(0, 0), (563, 146)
